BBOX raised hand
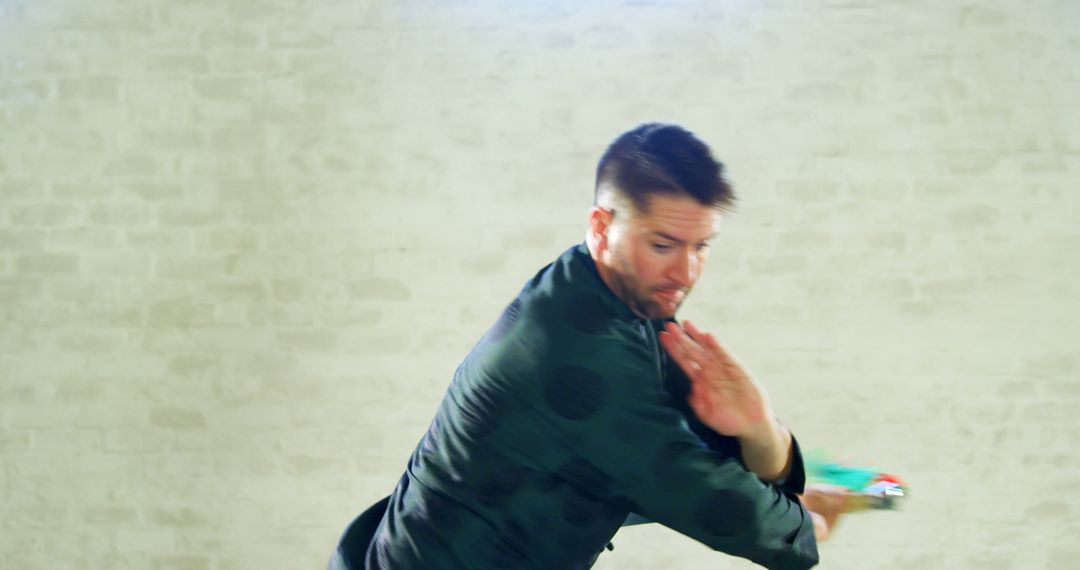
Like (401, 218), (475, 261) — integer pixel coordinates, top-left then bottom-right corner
(657, 320), (772, 438)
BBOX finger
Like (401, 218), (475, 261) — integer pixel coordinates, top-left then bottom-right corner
(810, 511), (829, 541)
(659, 332), (713, 387)
(682, 320), (710, 345)
(656, 330), (685, 361)
(657, 329), (695, 369)
(686, 362), (721, 410)
(804, 486), (851, 517)
(684, 320), (733, 366)
(687, 380), (703, 413)
(683, 320), (719, 354)
(663, 322), (712, 363)
(695, 330), (742, 369)
(687, 374), (713, 414)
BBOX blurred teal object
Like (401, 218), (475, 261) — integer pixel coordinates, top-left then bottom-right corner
(805, 449), (907, 511)
(805, 449), (878, 490)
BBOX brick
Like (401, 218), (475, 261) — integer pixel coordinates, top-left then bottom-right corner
(148, 507), (209, 528)
(948, 205), (1000, 226)
(0, 228), (46, 251)
(1, 529), (51, 553)
(104, 154), (161, 177)
(919, 277), (977, 297)
(152, 556), (211, 570)
(3, 300), (74, 326)
(56, 329), (126, 352)
(156, 205), (227, 227)
(30, 427), (101, 453)
(145, 53), (210, 75)
(744, 254), (807, 275)
(0, 78), (53, 100)
(124, 229), (191, 252)
(57, 77), (119, 100)
(83, 253), (154, 277)
(319, 304), (383, 326)
(0, 278), (41, 302)
(262, 228), (341, 251)
(210, 123), (266, 150)
(246, 304), (315, 326)
(114, 529), (176, 553)
(213, 449), (279, 478)
(197, 28), (262, 50)
(75, 404), (148, 428)
(149, 407), (207, 429)
(52, 376), (107, 403)
(275, 328), (338, 351)
(14, 253), (79, 274)
(104, 428), (174, 452)
(153, 254), (234, 277)
(0, 178), (45, 199)
(88, 203), (151, 225)
(207, 50), (288, 75)
(80, 505), (140, 525)
(147, 298), (216, 326)
(268, 29), (333, 50)
(47, 226), (119, 249)
(345, 277), (411, 301)
(119, 182), (186, 201)
(337, 332), (411, 354)
(6, 505), (70, 527)
(250, 101), (328, 124)
(865, 231), (907, 251)
(0, 430), (31, 452)
(281, 452), (350, 477)
(165, 354), (222, 377)
(461, 252), (508, 274)
(2, 555), (75, 570)
(139, 127), (207, 150)
(193, 228), (261, 252)
(191, 78), (261, 100)
(8, 204), (81, 226)
(198, 300), (239, 324)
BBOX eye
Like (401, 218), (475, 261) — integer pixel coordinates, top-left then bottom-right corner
(695, 242), (711, 252)
(652, 243), (673, 252)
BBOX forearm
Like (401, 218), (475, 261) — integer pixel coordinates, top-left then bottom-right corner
(737, 418), (794, 483)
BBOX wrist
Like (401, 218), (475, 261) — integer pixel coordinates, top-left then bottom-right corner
(736, 416), (781, 447)
(737, 418), (793, 483)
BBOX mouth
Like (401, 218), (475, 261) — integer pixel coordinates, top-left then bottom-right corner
(654, 288), (683, 302)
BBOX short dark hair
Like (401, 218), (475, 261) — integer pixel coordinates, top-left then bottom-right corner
(594, 123), (735, 213)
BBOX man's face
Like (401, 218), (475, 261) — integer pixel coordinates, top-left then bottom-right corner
(602, 193), (721, 320)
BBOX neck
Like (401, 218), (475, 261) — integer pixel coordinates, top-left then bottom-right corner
(586, 239), (639, 319)
(586, 241), (617, 298)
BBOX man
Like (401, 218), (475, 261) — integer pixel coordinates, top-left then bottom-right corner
(331, 124), (845, 569)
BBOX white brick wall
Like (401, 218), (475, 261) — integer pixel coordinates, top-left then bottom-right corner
(2, 1), (1077, 568)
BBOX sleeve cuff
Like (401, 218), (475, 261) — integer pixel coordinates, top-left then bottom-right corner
(773, 431), (807, 496)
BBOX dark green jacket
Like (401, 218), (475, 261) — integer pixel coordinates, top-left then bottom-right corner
(335, 243), (818, 569)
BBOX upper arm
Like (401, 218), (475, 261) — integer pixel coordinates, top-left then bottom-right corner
(527, 342), (819, 569)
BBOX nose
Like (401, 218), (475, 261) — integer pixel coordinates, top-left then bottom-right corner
(668, 248), (698, 288)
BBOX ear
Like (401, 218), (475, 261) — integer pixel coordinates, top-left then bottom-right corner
(587, 206), (614, 253)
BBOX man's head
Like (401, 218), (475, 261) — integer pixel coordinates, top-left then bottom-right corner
(586, 124), (734, 320)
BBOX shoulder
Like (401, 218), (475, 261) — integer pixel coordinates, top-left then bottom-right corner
(473, 243), (655, 386)
(520, 246), (651, 367)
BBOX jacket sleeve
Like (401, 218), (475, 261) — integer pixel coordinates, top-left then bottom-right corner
(528, 337), (819, 570)
(661, 350), (810, 498)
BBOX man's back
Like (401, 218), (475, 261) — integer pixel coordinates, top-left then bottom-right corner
(338, 244), (818, 570)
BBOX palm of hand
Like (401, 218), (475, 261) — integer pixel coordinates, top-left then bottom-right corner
(658, 320), (770, 438)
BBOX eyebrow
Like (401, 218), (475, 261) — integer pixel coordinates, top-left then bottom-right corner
(652, 231), (718, 244)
